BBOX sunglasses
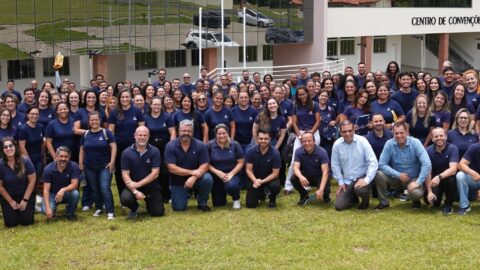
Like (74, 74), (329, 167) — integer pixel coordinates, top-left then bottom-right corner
(197, 98), (206, 101)
(3, 144), (14, 150)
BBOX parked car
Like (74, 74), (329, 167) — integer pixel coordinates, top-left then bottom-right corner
(193, 10), (231, 28)
(237, 8), (274, 27)
(264, 27), (304, 44)
(183, 30), (239, 49)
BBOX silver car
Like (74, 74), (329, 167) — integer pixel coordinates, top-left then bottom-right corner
(238, 8), (274, 28)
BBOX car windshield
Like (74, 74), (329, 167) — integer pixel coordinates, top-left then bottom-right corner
(213, 33), (232, 42)
(256, 12), (267, 19)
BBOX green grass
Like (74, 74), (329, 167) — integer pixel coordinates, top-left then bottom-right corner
(2, 183), (480, 269)
(72, 44), (149, 55)
(0, 43), (29, 60)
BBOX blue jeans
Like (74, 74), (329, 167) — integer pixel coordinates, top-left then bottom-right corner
(41, 190), (80, 216)
(211, 174), (241, 206)
(84, 166), (114, 214)
(170, 173), (213, 211)
(456, 171), (480, 208)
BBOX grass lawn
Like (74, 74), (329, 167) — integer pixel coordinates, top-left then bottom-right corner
(0, 43), (29, 59)
(1, 183), (480, 269)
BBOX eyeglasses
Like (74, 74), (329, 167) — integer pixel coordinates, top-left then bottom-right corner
(197, 98), (206, 101)
(3, 144), (14, 150)
(184, 76), (190, 79)
(458, 116), (469, 120)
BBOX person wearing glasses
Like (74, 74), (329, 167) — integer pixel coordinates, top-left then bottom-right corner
(0, 139), (36, 227)
(42, 146), (81, 221)
(180, 73), (195, 96)
(449, 108), (478, 158)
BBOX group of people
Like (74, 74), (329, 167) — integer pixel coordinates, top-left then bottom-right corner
(1, 60), (480, 228)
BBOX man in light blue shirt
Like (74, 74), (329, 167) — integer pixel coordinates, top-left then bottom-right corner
(331, 120), (378, 211)
(375, 122), (432, 210)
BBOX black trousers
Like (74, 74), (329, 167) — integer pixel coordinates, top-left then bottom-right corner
(120, 187), (165, 217)
(0, 193), (35, 228)
(114, 143), (129, 203)
(291, 175), (331, 200)
(431, 175), (457, 207)
(149, 138), (170, 201)
(246, 179), (280, 208)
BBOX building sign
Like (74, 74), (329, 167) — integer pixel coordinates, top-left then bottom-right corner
(412, 16), (480, 26)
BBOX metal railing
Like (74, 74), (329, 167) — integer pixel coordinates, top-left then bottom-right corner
(207, 59), (346, 84)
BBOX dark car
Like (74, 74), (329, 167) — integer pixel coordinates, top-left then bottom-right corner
(193, 10), (231, 28)
(265, 27), (304, 44)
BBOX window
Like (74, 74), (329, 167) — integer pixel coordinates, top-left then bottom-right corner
(374, 36), (387, 53)
(327, 39), (338, 56)
(7, 59), (35, 80)
(191, 49), (204, 66)
(263, 45), (273, 61)
(165, 50), (186, 68)
(340, 39), (355, 55)
(239, 46), (258, 62)
(477, 43), (480, 50)
(135, 51), (157, 70)
(43, 57), (70, 77)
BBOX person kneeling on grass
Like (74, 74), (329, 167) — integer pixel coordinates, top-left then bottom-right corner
(121, 126), (165, 219)
(456, 141), (480, 215)
(375, 122), (432, 210)
(245, 129), (281, 208)
(331, 120), (378, 211)
(291, 132), (330, 205)
(42, 146), (80, 221)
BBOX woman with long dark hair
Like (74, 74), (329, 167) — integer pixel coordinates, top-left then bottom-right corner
(204, 90), (235, 140)
(252, 98), (287, 150)
(0, 139), (36, 227)
(18, 107), (45, 179)
(173, 94), (208, 143)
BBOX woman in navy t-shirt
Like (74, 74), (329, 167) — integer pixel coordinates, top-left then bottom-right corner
(36, 90), (55, 133)
(173, 95), (208, 143)
(252, 98), (287, 150)
(0, 109), (16, 141)
(17, 107), (45, 178)
(45, 102), (77, 162)
(108, 89), (145, 201)
(204, 91), (235, 140)
(79, 111), (116, 219)
(0, 138), (36, 227)
(406, 94), (435, 146)
(431, 91), (451, 130)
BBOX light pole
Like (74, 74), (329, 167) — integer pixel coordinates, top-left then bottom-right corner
(199, 7), (203, 77)
(221, 0), (225, 72)
(243, 6), (246, 69)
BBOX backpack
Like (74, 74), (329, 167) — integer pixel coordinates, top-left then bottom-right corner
(84, 128), (109, 141)
(282, 132), (297, 166)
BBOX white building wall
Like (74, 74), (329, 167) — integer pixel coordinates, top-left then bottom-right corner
(450, 33), (480, 68)
(371, 35), (401, 72)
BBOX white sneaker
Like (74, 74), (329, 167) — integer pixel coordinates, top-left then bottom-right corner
(232, 200), (241, 209)
(82, 206), (90, 212)
(93, 209), (103, 217)
(107, 213), (114, 220)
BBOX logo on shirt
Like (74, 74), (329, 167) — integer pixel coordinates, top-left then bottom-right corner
(224, 115), (228, 119)
(249, 116), (253, 121)
(18, 122), (22, 126)
(146, 158), (151, 163)
(133, 116), (137, 121)
(309, 111), (313, 115)
(267, 159), (270, 163)
(193, 151), (196, 154)
(387, 108), (391, 112)
(99, 137), (104, 141)
(284, 109), (287, 114)
(48, 114), (52, 118)
(163, 123), (167, 127)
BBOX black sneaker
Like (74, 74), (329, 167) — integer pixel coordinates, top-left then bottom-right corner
(66, 215), (77, 222)
(374, 203), (389, 211)
(442, 206), (453, 215)
(357, 199), (369, 210)
(297, 195), (309, 206)
(197, 205), (211, 212)
(412, 200), (421, 209)
(268, 199), (277, 208)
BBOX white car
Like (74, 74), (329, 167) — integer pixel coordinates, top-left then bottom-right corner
(238, 8), (274, 27)
(183, 30), (239, 49)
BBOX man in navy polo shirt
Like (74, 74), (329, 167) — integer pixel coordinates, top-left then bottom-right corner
(425, 128), (459, 215)
(365, 113), (394, 160)
(42, 146), (81, 221)
(456, 141), (480, 215)
(165, 119), (213, 212)
(291, 132), (330, 205)
(121, 126), (164, 219)
(391, 72), (419, 114)
(245, 129), (281, 208)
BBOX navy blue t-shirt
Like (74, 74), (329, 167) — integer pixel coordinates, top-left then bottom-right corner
(460, 143), (480, 172)
(11, 111), (26, 128)
(447, 129), (479, 158)
(427, 143), (459, 177)
(108, 106), (145, 146)
(0, 127), (16, 141)
(145, 112), (174, 141)
(45, 118), (75, 151)
(43, 161), (81, 194)
(245, 145), (281, 180)
(80, 129), (116, 166)
(207, 140), (244, 173)
(204, 107), (234, 139)
(365, 129), (393, 160)
(0, 157), (35, 195)
(164, 138), (210, 185)
(391, 89), (419, 115)
(38, 107), (55, 132)
(370, 99), (404, 124)
(432, 110), (451, 128)
(293, 145), (329, 179)
(17, 123), (44, 161)
(121, 144), (161, 190)
(173, 110), (205, 141)
(293, 102), (320, 131)
(279, 99), (294, 118)
(17, 102), (32, 114)
(2, 90), (22, 102)
(75, 108), (107, 129)
(180, 84), (195, 96)
(406, 111), (435, 143)
(231, 105), (258, 145)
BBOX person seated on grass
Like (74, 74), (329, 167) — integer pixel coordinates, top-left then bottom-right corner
(331, 120), (378, 211)
(425, 127), (458, 215)
(121, 126), (165, 219)
(42, 146), (81, 222)
(165, 119), (213, 212)
(291, 132), (330, 206)
(456, 140), (480, 215)
(375, 122), (432, 211)
(245, 129), (281, 209)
